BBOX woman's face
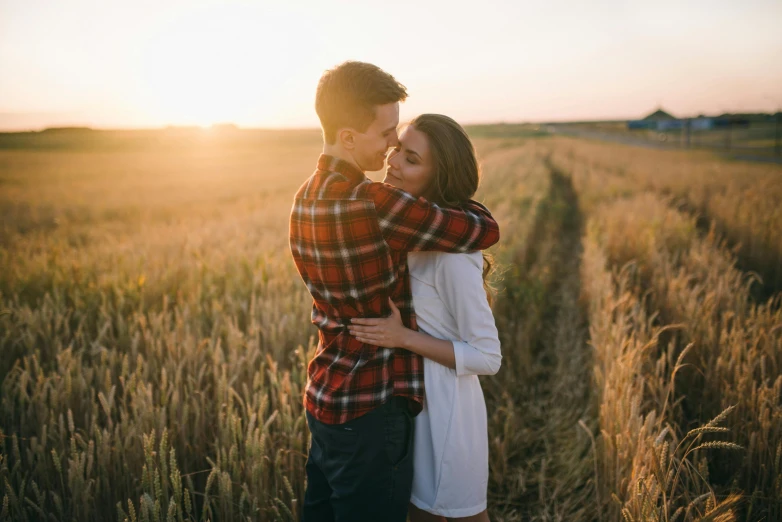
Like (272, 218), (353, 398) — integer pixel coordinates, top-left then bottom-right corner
(383, 125), (434, 198)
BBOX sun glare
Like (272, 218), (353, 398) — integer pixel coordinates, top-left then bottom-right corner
(136, 4), (300, 128)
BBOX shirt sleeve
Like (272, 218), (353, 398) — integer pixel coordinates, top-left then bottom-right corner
(366, 182), (500, 253)
(434, 252), (502, 376)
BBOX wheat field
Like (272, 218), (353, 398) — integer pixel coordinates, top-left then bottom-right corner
(1, 128), (780, 521)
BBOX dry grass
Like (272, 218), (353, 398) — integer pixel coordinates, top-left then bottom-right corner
(0, 129), (321, 520)
(0, 129), (541, 521)
(581, 232), (743, 521)
(549, 136), (782, 298)
(1, 128), (781, 521)
(586, 194), (782, 520)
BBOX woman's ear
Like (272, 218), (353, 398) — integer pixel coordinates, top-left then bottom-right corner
(338, 129), (355, 150)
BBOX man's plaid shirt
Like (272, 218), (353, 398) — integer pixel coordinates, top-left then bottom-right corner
(289, 154), (500, 424)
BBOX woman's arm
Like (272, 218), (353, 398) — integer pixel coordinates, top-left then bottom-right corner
(348, 299), (457, 370)
(434, 252), (501, 376)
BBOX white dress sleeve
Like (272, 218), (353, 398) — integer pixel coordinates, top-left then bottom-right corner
(434, 252), (502, 376)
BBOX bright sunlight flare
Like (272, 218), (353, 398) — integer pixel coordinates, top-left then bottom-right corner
(136, 4), (307, 127)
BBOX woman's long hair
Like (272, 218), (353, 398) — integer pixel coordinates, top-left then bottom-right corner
(409, 114), (496, 304)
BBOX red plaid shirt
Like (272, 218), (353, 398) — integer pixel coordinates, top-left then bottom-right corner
(289, 154), (500, 424)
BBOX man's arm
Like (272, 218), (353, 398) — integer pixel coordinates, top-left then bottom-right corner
(366, 182), (500, 252)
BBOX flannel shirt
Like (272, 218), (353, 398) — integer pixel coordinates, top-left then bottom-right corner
(289, 154), (500, 424)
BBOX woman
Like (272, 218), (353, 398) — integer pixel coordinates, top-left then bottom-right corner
(349, 114), (501, 522)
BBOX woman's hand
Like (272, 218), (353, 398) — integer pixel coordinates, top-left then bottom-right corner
(348, 298), (411, 348)
(351, 298), (457, 369)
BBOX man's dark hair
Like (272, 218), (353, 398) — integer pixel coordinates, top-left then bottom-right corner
(315, 61), (408, 144)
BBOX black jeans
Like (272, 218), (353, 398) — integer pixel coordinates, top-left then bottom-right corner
(302, 396), (415, 522)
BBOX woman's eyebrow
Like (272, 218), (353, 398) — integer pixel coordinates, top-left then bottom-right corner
(401, 145), (421, 159)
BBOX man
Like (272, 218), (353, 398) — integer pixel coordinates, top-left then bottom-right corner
(289, 61), (500, 522)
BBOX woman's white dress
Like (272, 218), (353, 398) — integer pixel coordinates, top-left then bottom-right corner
(407, 250), (502, 518)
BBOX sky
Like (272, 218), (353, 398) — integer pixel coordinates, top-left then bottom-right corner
(1, 0), (781, 131)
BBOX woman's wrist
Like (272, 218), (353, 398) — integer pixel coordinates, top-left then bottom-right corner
(398, 329), (457, 370)
(401, 329), (418, 351)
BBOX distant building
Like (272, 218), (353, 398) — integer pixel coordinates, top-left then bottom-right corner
(643, 108), (676, 121)
(627, 120), (655, 130)
(690, 117), (715, 130)
(628, 108), (679, 130)
(628, 108), (773, 132)
(716, 113), (770, 123)
(658, 121), (684, 131)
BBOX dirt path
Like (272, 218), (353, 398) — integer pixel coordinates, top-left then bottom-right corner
(488, 162), (596, 521)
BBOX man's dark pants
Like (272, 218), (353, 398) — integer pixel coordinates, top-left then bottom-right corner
(303, 396), (415, 522)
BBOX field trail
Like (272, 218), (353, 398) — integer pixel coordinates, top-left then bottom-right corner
(488, 161), (596, 521)
(667, 192), (782, 303)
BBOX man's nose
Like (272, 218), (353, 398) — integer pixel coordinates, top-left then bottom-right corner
(388, 133), (400, 147)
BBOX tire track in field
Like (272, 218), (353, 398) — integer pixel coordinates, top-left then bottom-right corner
(663, 191), (782, 304)
(488, 160), (595, 521)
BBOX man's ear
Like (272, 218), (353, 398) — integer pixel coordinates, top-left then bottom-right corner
(338, 129), (355, 150)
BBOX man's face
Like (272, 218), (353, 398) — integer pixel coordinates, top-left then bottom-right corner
(352, 103), (400, 172)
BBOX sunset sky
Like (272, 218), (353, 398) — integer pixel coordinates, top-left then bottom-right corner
(1, 0), (781, 131)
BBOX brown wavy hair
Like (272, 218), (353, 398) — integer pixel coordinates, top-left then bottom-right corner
(408, 114), (496, 304)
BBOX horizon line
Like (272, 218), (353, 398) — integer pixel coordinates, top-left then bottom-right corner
(1, 110), (780, 134)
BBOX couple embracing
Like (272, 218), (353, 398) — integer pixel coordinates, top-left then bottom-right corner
(289, 61), (502, 522)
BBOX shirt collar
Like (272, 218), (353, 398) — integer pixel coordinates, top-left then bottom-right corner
(317, 154), (368, 184)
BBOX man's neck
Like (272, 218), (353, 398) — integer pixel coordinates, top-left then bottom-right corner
(323, 144), (364, 173)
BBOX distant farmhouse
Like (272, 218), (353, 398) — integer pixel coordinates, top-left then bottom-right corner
(644, 109), (676, 121)
(628, 108), (683, 130)
(627, 108), (778, 132)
